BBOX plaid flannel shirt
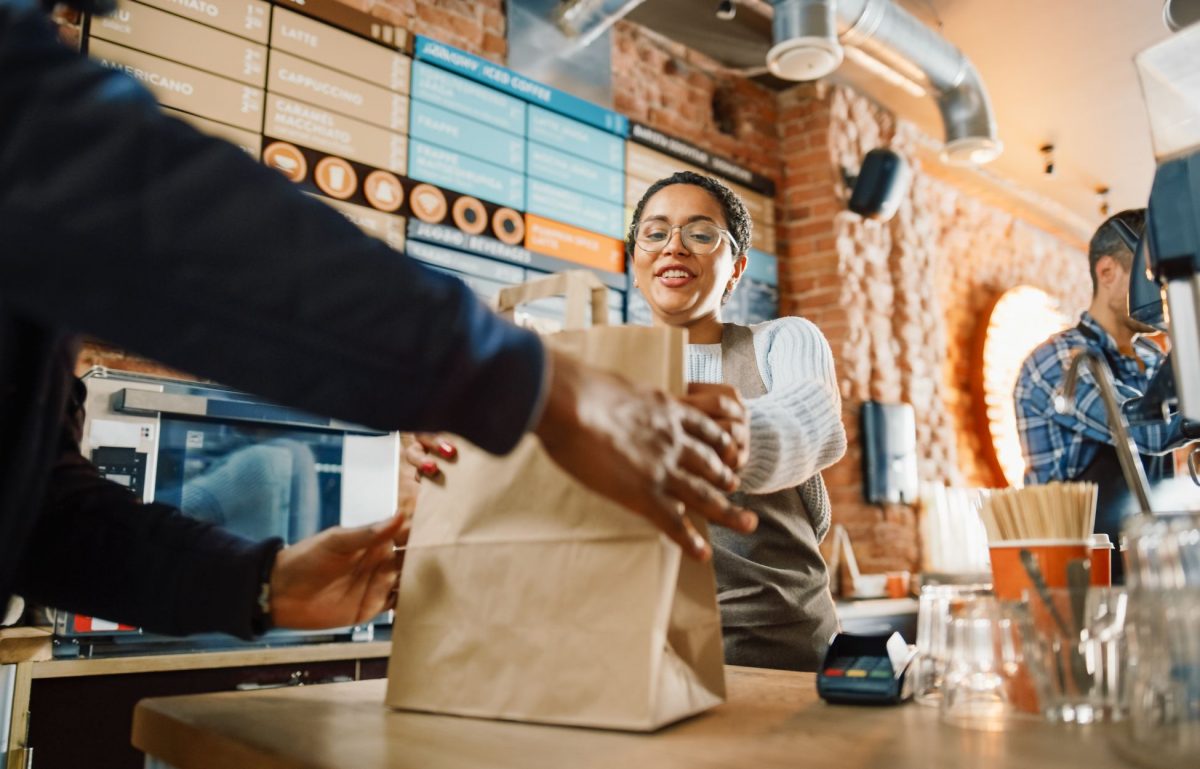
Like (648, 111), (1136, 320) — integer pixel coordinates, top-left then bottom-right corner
(1014, 312), (1185, 485)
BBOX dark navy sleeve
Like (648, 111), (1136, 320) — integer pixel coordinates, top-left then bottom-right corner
(12, 376), (277, 638)
(14, 448), (278, 639)
(0, 0), (544, 454)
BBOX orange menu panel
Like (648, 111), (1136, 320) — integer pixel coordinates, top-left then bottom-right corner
(523, 214), (625, 274)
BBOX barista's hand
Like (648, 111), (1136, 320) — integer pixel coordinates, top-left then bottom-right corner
(269, 513), (409, 629)
(682, 383), (750, 472)
(403, 433), (458, 479)
(534, 348), (758, 561)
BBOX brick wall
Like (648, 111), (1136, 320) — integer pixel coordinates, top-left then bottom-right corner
(611, 22), (780, 183)
(348, 0), (506, 61)
(776, 84), (1089, 573)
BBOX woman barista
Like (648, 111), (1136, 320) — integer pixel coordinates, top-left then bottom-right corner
(625, 172), (846, 671)
(410, 172), (846, 672)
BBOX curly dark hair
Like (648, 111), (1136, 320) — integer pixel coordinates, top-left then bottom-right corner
(626, 171), (753, 260)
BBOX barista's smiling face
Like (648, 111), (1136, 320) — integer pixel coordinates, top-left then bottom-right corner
(631, 184), (746, 331)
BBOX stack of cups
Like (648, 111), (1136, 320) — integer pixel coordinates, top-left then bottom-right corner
(938, 596), (1022, 732)
(912, 583), (991, 707)
(1013, 587), (1129, 724)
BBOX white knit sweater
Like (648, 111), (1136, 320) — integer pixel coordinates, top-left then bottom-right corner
(688, 318), (847, 494)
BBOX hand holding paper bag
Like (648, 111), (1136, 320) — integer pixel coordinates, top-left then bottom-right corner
(403, 273), (756, 559)
(532, 346), (756, 559)
(388, 272), (733, 731)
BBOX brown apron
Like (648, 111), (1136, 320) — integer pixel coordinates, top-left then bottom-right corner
(709, 323), (840, 672)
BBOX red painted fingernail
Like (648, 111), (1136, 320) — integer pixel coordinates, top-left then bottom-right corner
(419, 460), (439, 477)
(437, 442), (457, 460)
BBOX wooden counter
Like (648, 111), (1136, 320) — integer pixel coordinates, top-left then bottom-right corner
(3, 639), (390, 769)
(132, 666), (1136, 769)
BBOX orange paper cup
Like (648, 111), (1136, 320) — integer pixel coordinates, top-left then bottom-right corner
(988, 539), (1090, 601)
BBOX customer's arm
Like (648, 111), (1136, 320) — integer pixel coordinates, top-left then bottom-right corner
(12, 379), (408, 637)
(0, 0), (541, 453)
(0, 2), (754, 556)
(739, 318), (847, 495)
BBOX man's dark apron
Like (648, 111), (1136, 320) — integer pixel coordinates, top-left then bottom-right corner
(708, 324), (839, 672)
(1070, 322), (1172, 584)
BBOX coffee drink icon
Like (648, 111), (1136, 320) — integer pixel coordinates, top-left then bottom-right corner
(364, 170), (404, 213)
(314, 156), (357, 200)
(409, 183), (448, 223)
(452, 196), (488, 235)
(262, 142), (306, 183)
(492, 207), (525, 245)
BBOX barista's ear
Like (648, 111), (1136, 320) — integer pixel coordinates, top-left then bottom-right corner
(733, 253), (748, 281)
(1095, 254), (1122, 289)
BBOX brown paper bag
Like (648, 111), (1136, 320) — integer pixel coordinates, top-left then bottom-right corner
(386, 271), (726, 731)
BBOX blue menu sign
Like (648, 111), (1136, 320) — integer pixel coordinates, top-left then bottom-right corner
(526, 143), (623, 204)
(413, 36), (628, 137)
(745, 248), (779, 286)
(410, 60), (525, 136)
(409, 100), (524, 173)
(408, 140), (524, 210)
(527, 105), (624, 170)
(406, 240), (526, 285)
(406, 220), (628, 290)
(526, 178), (624, 239)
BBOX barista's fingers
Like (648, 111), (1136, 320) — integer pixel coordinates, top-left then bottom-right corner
(676, 433), (739, 493)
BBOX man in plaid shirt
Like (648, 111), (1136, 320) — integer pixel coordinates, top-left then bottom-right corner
(1015, 210), (1195, 578)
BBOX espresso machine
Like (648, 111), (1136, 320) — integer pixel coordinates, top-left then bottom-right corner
(1134, 21), (1200, 483)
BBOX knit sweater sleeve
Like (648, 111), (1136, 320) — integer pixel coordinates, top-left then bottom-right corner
(740, 317), (847, 494)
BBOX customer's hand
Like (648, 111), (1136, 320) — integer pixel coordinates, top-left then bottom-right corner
(682, 383), (750, 473)
(403, 433), (458, 479)
(534, 348), (758, 561)
(269, 513), (409, 629)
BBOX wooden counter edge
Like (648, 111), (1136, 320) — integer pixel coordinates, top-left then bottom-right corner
(133, 699), (296, 769)
(33, 640), (392, 678)
(0, 627), (53, 664)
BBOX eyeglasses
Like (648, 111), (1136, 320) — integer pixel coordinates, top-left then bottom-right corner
(634, 220), (739, 256)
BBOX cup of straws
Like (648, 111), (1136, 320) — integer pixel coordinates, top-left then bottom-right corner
(979, 482), (1109, 718)
(980, 482), (1099, 601)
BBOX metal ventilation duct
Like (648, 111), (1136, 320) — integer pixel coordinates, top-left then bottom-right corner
(769, 0), (1002, 165)
(1163, 0), (1200, 30)
(556, 0), (650, 50)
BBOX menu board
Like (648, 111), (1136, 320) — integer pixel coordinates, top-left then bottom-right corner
(725, 249), (779, 325)
(84, 3), (779, 325)
(86, 0), (411, 253)
(403, 36), (631, 320)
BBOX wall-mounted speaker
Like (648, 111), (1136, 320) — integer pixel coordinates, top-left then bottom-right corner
(848, 148), (911, 222)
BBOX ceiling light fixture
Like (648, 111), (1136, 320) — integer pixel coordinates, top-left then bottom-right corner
(766, 0), (843, 81)
(1040, 143), (1056, 176)
(941, 137), (1003, 167)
